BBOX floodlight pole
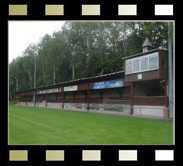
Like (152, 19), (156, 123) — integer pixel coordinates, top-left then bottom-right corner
(33, 51), (37, 107)
(168, 22), (173, 119)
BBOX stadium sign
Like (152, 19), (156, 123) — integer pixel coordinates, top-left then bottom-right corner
(93, 78), (123, 89)
(47, 88), (59, 93)
(64, 85), (78, 91)
(39, 90), (47, 94)
(38, 88), (59, 94)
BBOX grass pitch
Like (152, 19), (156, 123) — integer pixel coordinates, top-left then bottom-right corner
(9, 105), (173, 145)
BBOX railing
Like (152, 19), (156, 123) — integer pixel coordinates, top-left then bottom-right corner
(90, 103), (131, 114)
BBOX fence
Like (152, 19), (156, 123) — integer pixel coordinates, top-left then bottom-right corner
(17, 99), (169, 120)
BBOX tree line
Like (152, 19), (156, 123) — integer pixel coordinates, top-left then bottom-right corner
(9, 21), (170, 99)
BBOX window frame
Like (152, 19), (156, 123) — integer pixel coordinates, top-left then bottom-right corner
(132, 58), (140, 73)
(125, 59), (132, 74)
(149, 54), (158, 70)
(140, 56), (149, 71)
(125, 52), (159, 75)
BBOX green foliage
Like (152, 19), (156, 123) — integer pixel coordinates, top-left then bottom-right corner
(9, 21), (171, 95)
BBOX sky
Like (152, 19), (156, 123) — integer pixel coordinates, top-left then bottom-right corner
(8, 21), (65, 63)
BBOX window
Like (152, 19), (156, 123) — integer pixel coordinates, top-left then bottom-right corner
(125, 52), (159, 75)
(149, 55), (158, 70)
(133, 59), (140, 72)
(126, 60), (132, 74)
(141, 57), (148, 71)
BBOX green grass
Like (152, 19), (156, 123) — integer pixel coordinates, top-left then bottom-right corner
(9, 105), (173, 145)
(9, 99), (19, 105)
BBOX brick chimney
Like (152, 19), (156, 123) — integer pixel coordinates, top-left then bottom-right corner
(142, 37), (152, 52)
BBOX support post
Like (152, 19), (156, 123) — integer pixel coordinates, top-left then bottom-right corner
(116, 88), (125, 100)
(83, 91), (87, 103)
(98, 90), (105, 101)
(48, 94), (51, 102)
(33, 50), (36, 107)
(165, 81), (168, 120)
(46, 93), (48, 108)
(130, 84), (134, 115)
(13, 94), (15, 104)
(159, 82), (168, 118)
(87, 83), (90, 111)
(168, 22), (173, 118)
(56, 93), (58, 102)
(73, 92), (76, 103)
(62, 88), (65, 109)
(33, 90), (36, 106)
(130, 84), (139, 115)
(165, 81), (168, 108)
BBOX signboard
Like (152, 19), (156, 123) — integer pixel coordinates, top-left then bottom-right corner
(93, 78), (123, 89)
(47, 88), (58, 93)
(138, 74), (142, 79)
(64, 85), (78, 91)
(39, 90), (47, 94)
(38, 88), (58, 94)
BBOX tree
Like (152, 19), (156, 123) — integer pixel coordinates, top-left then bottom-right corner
(9, 21), (170, 93)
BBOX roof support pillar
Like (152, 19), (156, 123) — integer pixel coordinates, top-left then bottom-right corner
(130, 84), (139, 115)
(130, 84), (134, 115)
(116, 88), (125, 100)
(98, 89), (105, 100)
(46, 93), (48, 107)
(62, 87), (65, 109)
(72, 92), (76, 103)
(13, 93), (15, 104)
(55, 93), (58, 102)
(87, 83), (90, 111)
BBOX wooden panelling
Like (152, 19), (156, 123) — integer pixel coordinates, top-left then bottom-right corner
(133, 96), (166, 106)
(78, 83), (93, 91)
(159, 50), (168, 79)
(56, 99), (63, 103)
(89, 97), (101, 103)
(15, 91), (34, 97)
(123, 81), (132, 87)
(121, 96), (131, 100)
(64, 98), (74, 103)
(125, 70), (160, 82)
(78, 83), (88, 91)
(75, 98), (86, 103)
(89, 83), (93, 89)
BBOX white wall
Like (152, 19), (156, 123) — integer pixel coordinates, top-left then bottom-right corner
(133, 105), (165, 117)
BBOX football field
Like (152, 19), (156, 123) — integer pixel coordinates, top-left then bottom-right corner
(9, 105), (173, 145)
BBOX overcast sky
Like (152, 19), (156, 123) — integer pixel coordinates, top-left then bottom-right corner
(8, 21), (65, 63)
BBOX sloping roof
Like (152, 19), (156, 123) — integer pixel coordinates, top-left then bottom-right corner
(14, 71), (125, 93)
(122, 48), (167, 60)
(142, 37), (152, 47)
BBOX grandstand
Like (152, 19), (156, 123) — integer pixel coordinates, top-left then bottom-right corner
(14, 37), (172, 119)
